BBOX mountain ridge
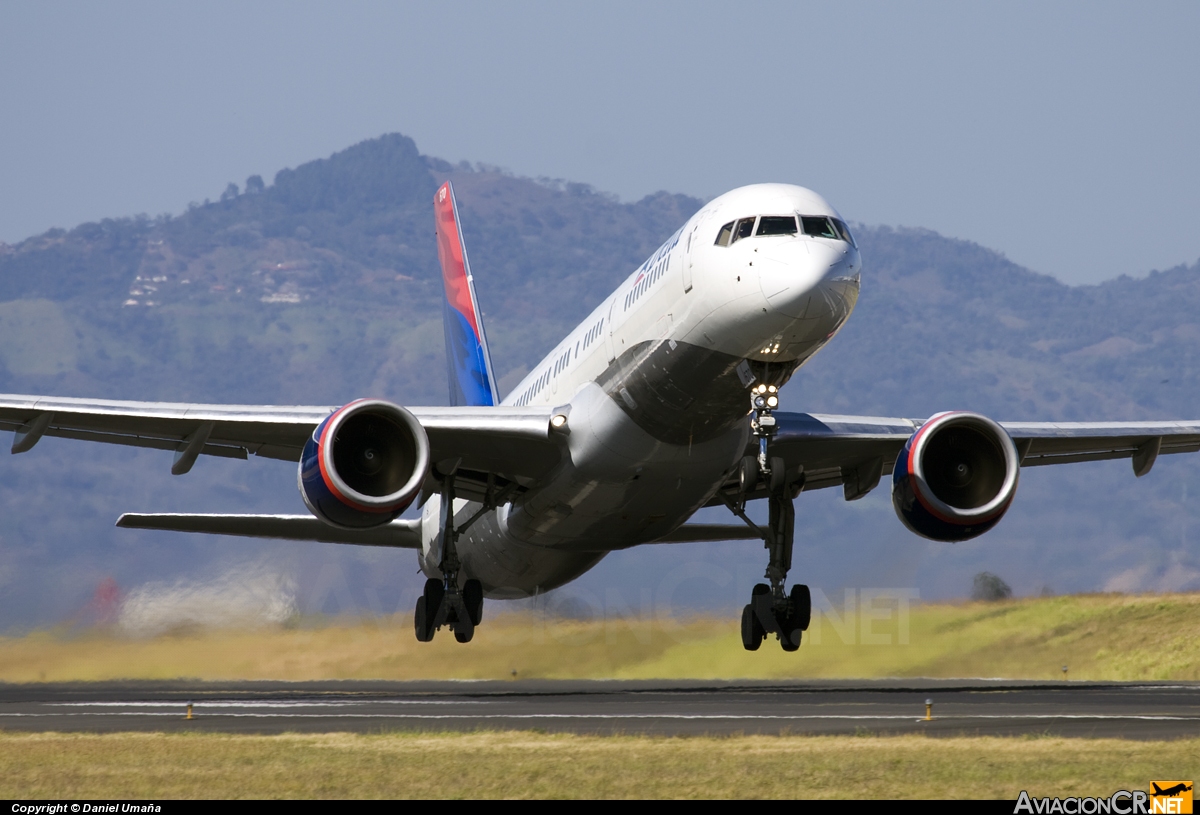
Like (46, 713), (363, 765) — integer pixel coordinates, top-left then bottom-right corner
(0, 132), (1197, 627)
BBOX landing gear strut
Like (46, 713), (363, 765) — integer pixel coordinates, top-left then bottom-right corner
(414, 471), (507, 644)
(728, 384), (812, 652)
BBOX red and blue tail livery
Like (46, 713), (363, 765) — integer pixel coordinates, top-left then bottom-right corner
(434, 181), (499, 407)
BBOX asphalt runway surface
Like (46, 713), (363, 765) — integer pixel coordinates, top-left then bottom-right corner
(1, 680), (1198, 739)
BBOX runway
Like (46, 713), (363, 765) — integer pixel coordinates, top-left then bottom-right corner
(0, 680), (1197, 738)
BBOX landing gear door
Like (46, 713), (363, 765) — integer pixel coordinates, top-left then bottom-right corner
(684, 219), (703, 293)
(605, 298), (617, 364)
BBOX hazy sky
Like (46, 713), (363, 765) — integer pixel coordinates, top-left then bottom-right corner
(2, 0), (1197, 285)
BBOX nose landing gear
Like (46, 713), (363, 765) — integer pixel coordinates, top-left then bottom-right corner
(728, 383), (812, 652)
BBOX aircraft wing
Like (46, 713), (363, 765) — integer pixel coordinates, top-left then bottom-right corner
(715, 412), (1200, 504)
(0, 394), (563, 499)
(116, 513), (423, 548)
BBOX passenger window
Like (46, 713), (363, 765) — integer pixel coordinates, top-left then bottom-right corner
(715, 222), (734, 247)
(731, 217), (757, 244)
(756, 216), (798, 236)
(801, 216), (839, 240)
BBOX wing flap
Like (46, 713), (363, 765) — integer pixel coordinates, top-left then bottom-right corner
(0, 394), (329, 460)
(41, 427), (249, 460)
(1004, 421), (1200, 469)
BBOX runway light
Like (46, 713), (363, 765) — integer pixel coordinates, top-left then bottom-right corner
(186, 702), (193, 720)
(925, 698), (933, 721)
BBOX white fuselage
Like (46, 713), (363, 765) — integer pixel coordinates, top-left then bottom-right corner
(420, 184), (862, 598)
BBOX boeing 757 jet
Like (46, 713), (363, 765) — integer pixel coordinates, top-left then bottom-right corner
(3, 182), (1198, 650)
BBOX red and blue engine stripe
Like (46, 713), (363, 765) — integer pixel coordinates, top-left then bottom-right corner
(299, 401), (416, 529)
(891, 411), (1016, 542)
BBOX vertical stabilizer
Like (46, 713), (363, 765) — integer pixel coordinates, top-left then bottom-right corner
(434, 181), (499, 406)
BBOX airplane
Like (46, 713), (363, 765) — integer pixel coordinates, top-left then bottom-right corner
(1151, 783), (1193, 798)
(3, 181), (1200, 651)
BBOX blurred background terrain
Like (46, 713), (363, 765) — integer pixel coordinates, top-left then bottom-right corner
(1, 133), (1198, 629)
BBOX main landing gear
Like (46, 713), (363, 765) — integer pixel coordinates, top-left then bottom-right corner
(414, 471), (510, 644)
(725, 383), (812, 653)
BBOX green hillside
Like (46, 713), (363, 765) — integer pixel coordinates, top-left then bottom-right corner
(4, 131), (1200, 421)
(0, 132), (1198, 627)
(0, 134), (700, 405)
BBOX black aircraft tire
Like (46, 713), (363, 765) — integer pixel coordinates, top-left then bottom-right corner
(423, 578), (445, 614)
(779, 622), (801, 652)
(414, 598), (433, 642)
(454, 627), (474, 644)
(769, 456), (787, 494)
(464, 579), (484, 626)
(741, 604), (763, 651)
(738, 456), (758, 493)
(790, 584), (812, 631)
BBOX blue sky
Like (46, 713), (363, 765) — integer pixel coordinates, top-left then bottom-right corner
(2, 0), (1197, 284)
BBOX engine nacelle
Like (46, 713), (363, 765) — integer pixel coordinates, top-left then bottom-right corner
(891, 411), (1019, 542)
(299, 399), (430, 529)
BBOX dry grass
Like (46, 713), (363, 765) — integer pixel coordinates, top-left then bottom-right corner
(1, 592), (1198, 682)
(0, 614), (723, 683)
(1, 730), (1196, 799)
(626, 592), (1200, 682)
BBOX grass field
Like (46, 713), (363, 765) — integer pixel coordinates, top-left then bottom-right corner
(0, 592), (1197, 682)
(2, 593), (1197, 800)
(1, 731), (1196, 799)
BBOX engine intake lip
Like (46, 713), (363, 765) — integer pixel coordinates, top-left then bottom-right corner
(316, 399), (429, 513)
(906, 411), (1019, 524)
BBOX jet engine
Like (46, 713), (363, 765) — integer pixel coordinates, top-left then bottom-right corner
(891, 411), (1019, 542)
(299, 399), (430, 529)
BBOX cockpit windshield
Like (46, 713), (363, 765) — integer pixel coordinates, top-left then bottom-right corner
(714, 218), (756, 246)
(731, 217), (756, 244)
(801, 216), (838, 239)
(756, 216), (798, 236)
(801, 215), (857, 247)
(715, 214), (855, 247)
(832, 218), (856, 247)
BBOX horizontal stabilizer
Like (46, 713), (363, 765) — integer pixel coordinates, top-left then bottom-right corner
(116, 513), (422, 549)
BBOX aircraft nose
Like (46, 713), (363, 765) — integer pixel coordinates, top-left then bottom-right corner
(758, 239), (859, 319)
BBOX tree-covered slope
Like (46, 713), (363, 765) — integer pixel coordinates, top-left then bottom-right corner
(0, 132), (1197, 627)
